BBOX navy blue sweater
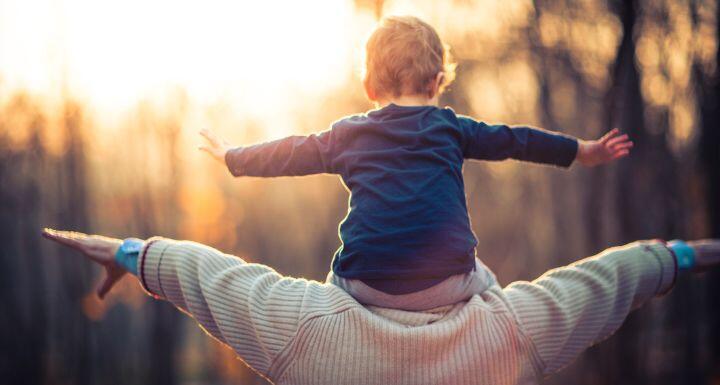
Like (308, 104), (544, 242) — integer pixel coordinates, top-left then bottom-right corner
(226, 104), (578, 294)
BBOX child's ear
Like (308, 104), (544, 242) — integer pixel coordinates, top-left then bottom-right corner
(363, 77), (377, 101)
(428, 72), (445, 98)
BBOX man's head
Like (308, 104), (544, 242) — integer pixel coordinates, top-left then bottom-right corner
(363, 15), (456, 103)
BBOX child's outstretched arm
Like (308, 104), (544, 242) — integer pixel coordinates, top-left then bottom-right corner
(199, 127), (340, 177)
(459, 117), (632, 168)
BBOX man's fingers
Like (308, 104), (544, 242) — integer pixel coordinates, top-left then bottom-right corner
(97, 274), (120, 299)
(687, 239), (720, 271)
(688, 239), (720, 257)
(97, 276), (113, 299)
(97, 267), (126, 299)
(42, 228), (88, 251)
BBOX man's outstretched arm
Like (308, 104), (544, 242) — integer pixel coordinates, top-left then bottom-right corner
(41, 229), (351, 380)
(503, 239), (719, 377)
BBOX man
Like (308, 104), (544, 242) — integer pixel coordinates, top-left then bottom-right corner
(42, 229), (720, 385)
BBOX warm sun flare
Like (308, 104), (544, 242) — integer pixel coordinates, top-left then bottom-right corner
(0, 0), (373, 135)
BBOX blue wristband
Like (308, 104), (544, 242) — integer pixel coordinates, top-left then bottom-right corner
(114, 238), (143, 275)
(668, 239), (695, 271)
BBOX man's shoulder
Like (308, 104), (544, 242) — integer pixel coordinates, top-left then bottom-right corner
(295, 281), (362, 322)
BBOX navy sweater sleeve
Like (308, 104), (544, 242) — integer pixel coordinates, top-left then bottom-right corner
(459, 117), (578, 167)
(225, 129), (339, 177)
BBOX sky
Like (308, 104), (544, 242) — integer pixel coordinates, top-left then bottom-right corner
(0, 0), (376, 136)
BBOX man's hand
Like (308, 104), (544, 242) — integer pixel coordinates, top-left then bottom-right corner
(576, 128), (633, 167)
(687, 239), (720, 272)
(41, 228), (125, 299)
(199, 128), (233, 164)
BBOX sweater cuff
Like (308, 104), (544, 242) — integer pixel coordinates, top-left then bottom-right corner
(225, 147), (245, 177)
(642, 241), (678, 296)
(138, 237), (172, 298)
(554, 137), (579, 168)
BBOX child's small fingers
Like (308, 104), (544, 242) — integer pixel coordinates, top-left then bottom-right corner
(606, 134), (629, 147)
(600, 128), (620, 144)
(199, 146), (222, 160)
(611, 141), (633, 151)
(199, 129), (218, 144)
(611, 150), (630, 160)
(606, 133), (628, 143)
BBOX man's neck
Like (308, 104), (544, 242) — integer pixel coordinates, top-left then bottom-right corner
(376, 94), (438, 108)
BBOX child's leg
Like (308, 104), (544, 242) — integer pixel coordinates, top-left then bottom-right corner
(326, 258), (497, 311)
(472, 257), (498, 289)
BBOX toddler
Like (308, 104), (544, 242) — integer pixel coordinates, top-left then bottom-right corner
(199, 16), (632, 310)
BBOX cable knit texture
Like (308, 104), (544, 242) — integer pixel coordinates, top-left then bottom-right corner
(137, 239), (676, 385)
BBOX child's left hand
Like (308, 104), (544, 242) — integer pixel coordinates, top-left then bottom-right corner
(199, 128), (233, 164)
(576, 128), (633, 167)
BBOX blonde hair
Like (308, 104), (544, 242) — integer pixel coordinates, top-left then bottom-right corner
(364, 15), (456, 100)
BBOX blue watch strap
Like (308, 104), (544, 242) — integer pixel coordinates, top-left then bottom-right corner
(668, 239), (695, 271)
(114, 238), (143, 275)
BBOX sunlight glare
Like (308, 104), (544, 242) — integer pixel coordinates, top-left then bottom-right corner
(0, 0), (360, 134)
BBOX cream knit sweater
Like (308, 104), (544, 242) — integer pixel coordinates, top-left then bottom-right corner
(137, 239), (676, 385)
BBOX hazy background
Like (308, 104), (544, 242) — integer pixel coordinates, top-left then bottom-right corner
(1, 0), (719, 384)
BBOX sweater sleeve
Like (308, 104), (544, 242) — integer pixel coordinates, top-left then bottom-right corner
(503, 241), (677, 376)
(136, 238), (313, 378)
(225, 128), (340, 177)
(459, 117), (578, 167)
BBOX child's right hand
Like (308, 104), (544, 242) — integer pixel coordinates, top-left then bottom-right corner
(199, 129), (233, 164)
(576, 128), (633, 167)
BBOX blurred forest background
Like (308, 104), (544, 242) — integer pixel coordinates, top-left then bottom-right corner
(1, 0), (719, 384)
